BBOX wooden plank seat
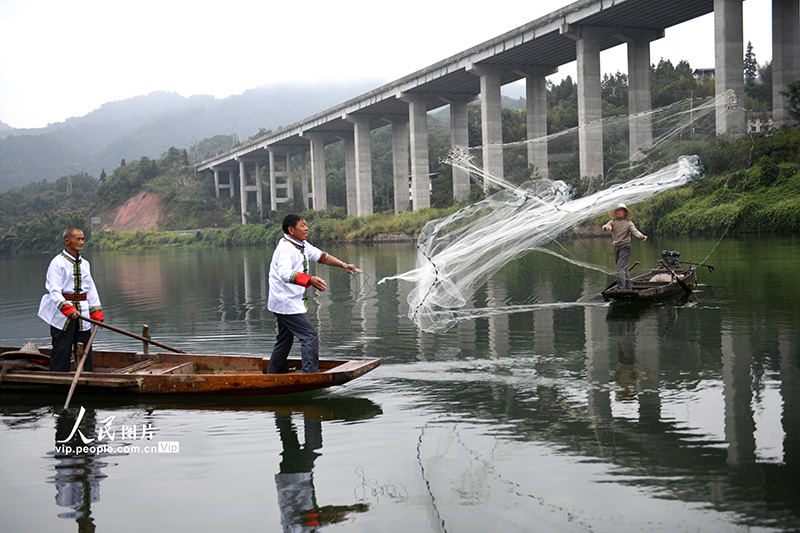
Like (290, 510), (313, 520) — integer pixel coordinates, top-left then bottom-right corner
(114, 360), (194, 375)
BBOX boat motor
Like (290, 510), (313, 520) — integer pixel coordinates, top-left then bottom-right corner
(661, 250), (681, 268)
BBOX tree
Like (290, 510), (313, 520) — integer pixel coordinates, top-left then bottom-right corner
(744, 41), (758, 87)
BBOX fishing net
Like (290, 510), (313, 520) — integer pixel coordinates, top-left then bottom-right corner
(380, 92), (728, 333)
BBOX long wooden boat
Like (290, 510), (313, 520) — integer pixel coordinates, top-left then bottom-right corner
(0, 347), (380, 396)
(601, 266), (695, 302)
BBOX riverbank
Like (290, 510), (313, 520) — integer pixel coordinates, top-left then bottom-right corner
(88, 149), (800, 251)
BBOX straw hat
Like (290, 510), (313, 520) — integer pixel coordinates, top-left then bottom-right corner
(609, 203), (633, 220)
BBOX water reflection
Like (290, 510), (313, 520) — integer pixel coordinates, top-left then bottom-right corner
(50, 408), (107, 532)
(274, 411), (368, 531)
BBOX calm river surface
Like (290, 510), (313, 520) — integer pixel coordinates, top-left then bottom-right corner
(1, 234), (799, 532)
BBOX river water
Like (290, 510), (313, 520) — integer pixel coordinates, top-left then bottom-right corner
(1, 234), (799, 532)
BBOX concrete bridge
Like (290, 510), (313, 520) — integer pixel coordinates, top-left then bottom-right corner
(196, 0), (799, 224)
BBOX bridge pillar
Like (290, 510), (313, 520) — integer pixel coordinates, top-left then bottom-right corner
(255, 160), (264, 220)
(353, 118), (374, 217)
(714, 0), (746, 136)
(214, 169), (234, 198)
(269, 150), (292, 212)
(517, 67), (557, 179)
(236, 157), (265, 224)
(616, 29), (663, 160)
(402, 94), (431, 210)
(300, 151), (310, 210)
(443, 95), (474, 202)
(303, 133), (327, 211)
(340, 132), (358, 215)
(469, 65), (504, 187)
(563, 25), (604, 180)
(237, 158), (249, 224)
(389, 119), (410, 213)
(773, 0), (800, 128)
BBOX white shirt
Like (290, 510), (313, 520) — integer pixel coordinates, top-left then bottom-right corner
(267, 234), (326, 315)
(38, 251), (102, 331)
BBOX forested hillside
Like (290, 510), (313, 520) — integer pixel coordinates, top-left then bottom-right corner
(1, 52), (788, 254)
(0, 81), (379, 192)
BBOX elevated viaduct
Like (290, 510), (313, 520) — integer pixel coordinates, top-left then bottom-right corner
(196, 0), (798, 223)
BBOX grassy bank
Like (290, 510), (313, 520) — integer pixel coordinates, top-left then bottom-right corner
(88, 206), (462, 250)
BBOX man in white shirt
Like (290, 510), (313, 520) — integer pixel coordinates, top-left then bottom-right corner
(38, 228), (105, 371)
(267, 214), (361, 374)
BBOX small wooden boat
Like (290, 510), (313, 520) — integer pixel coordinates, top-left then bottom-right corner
(602, 266), (695, 301)
(0, 347), (380, 396)
(601, 251), (707, 302)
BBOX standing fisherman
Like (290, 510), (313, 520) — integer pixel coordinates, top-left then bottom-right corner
(38, 228), (104, 372)
(602, 203), (648, 290)
(267, 214), (360, 374)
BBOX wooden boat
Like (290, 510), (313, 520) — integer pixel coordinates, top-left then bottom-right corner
(0, 346), (380, 396)
(601, 265), (695, 301)
(601, 251), (705, 302)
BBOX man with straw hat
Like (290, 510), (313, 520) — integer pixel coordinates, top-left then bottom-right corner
(602, 203), (648, 290)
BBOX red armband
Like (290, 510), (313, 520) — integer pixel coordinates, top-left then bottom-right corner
(290, 272), (312, 287)
(60, 304), (77, 318)
(90, 309), (104, 322)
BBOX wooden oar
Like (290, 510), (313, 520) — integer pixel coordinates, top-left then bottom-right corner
(78, 315), (187, 354)
(658, 260), (693, 293)
(60, 324), (99, 414)
(603, 261), (641, 293)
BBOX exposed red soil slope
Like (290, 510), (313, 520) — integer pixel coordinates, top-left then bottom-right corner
(99, 191), (166, 232)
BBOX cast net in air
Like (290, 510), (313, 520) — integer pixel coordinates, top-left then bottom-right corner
(380, 92), (728, 333)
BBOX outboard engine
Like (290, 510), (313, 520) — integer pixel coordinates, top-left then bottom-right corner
(661, 250), (681, 268)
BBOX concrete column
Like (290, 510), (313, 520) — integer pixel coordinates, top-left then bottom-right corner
(284, 153), (293, 201)
(213, 169), (220, 198)
(354, 118), (374, 217)
(471, 65), (504, 186)
(221, 170), (234, 198)
(628, 39), (653, 159)
(341, 132), (357, 216)
(254, 160), (263, 220)
(446, 95), (473, 201)
(269, 151), (279, 212)
(404, 95), (431, 210)
(526, 74), (549, 179)
(616, 30), (661, 159)
(575, 28), (604, 179)
(300, 151), (310, 209)
(773, 0), (800, 127)
(269, 150), (292, 211)
(714, 0), (747, 136)
(238, 159), (248, 224)
(389, 119), (410, 213)
(303, 133), (327, 211)
(517, 67), (555, 179)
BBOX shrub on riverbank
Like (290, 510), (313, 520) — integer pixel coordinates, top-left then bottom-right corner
(633, 148), (800, 235)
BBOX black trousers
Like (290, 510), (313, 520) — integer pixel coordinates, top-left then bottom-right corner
(268, 313), (319, 374)
(50, 321), (94, 372)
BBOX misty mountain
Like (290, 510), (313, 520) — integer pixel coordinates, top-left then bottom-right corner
(0, 81), (381, 192)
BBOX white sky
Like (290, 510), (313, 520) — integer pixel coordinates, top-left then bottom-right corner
(0, 0), (774, 129)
